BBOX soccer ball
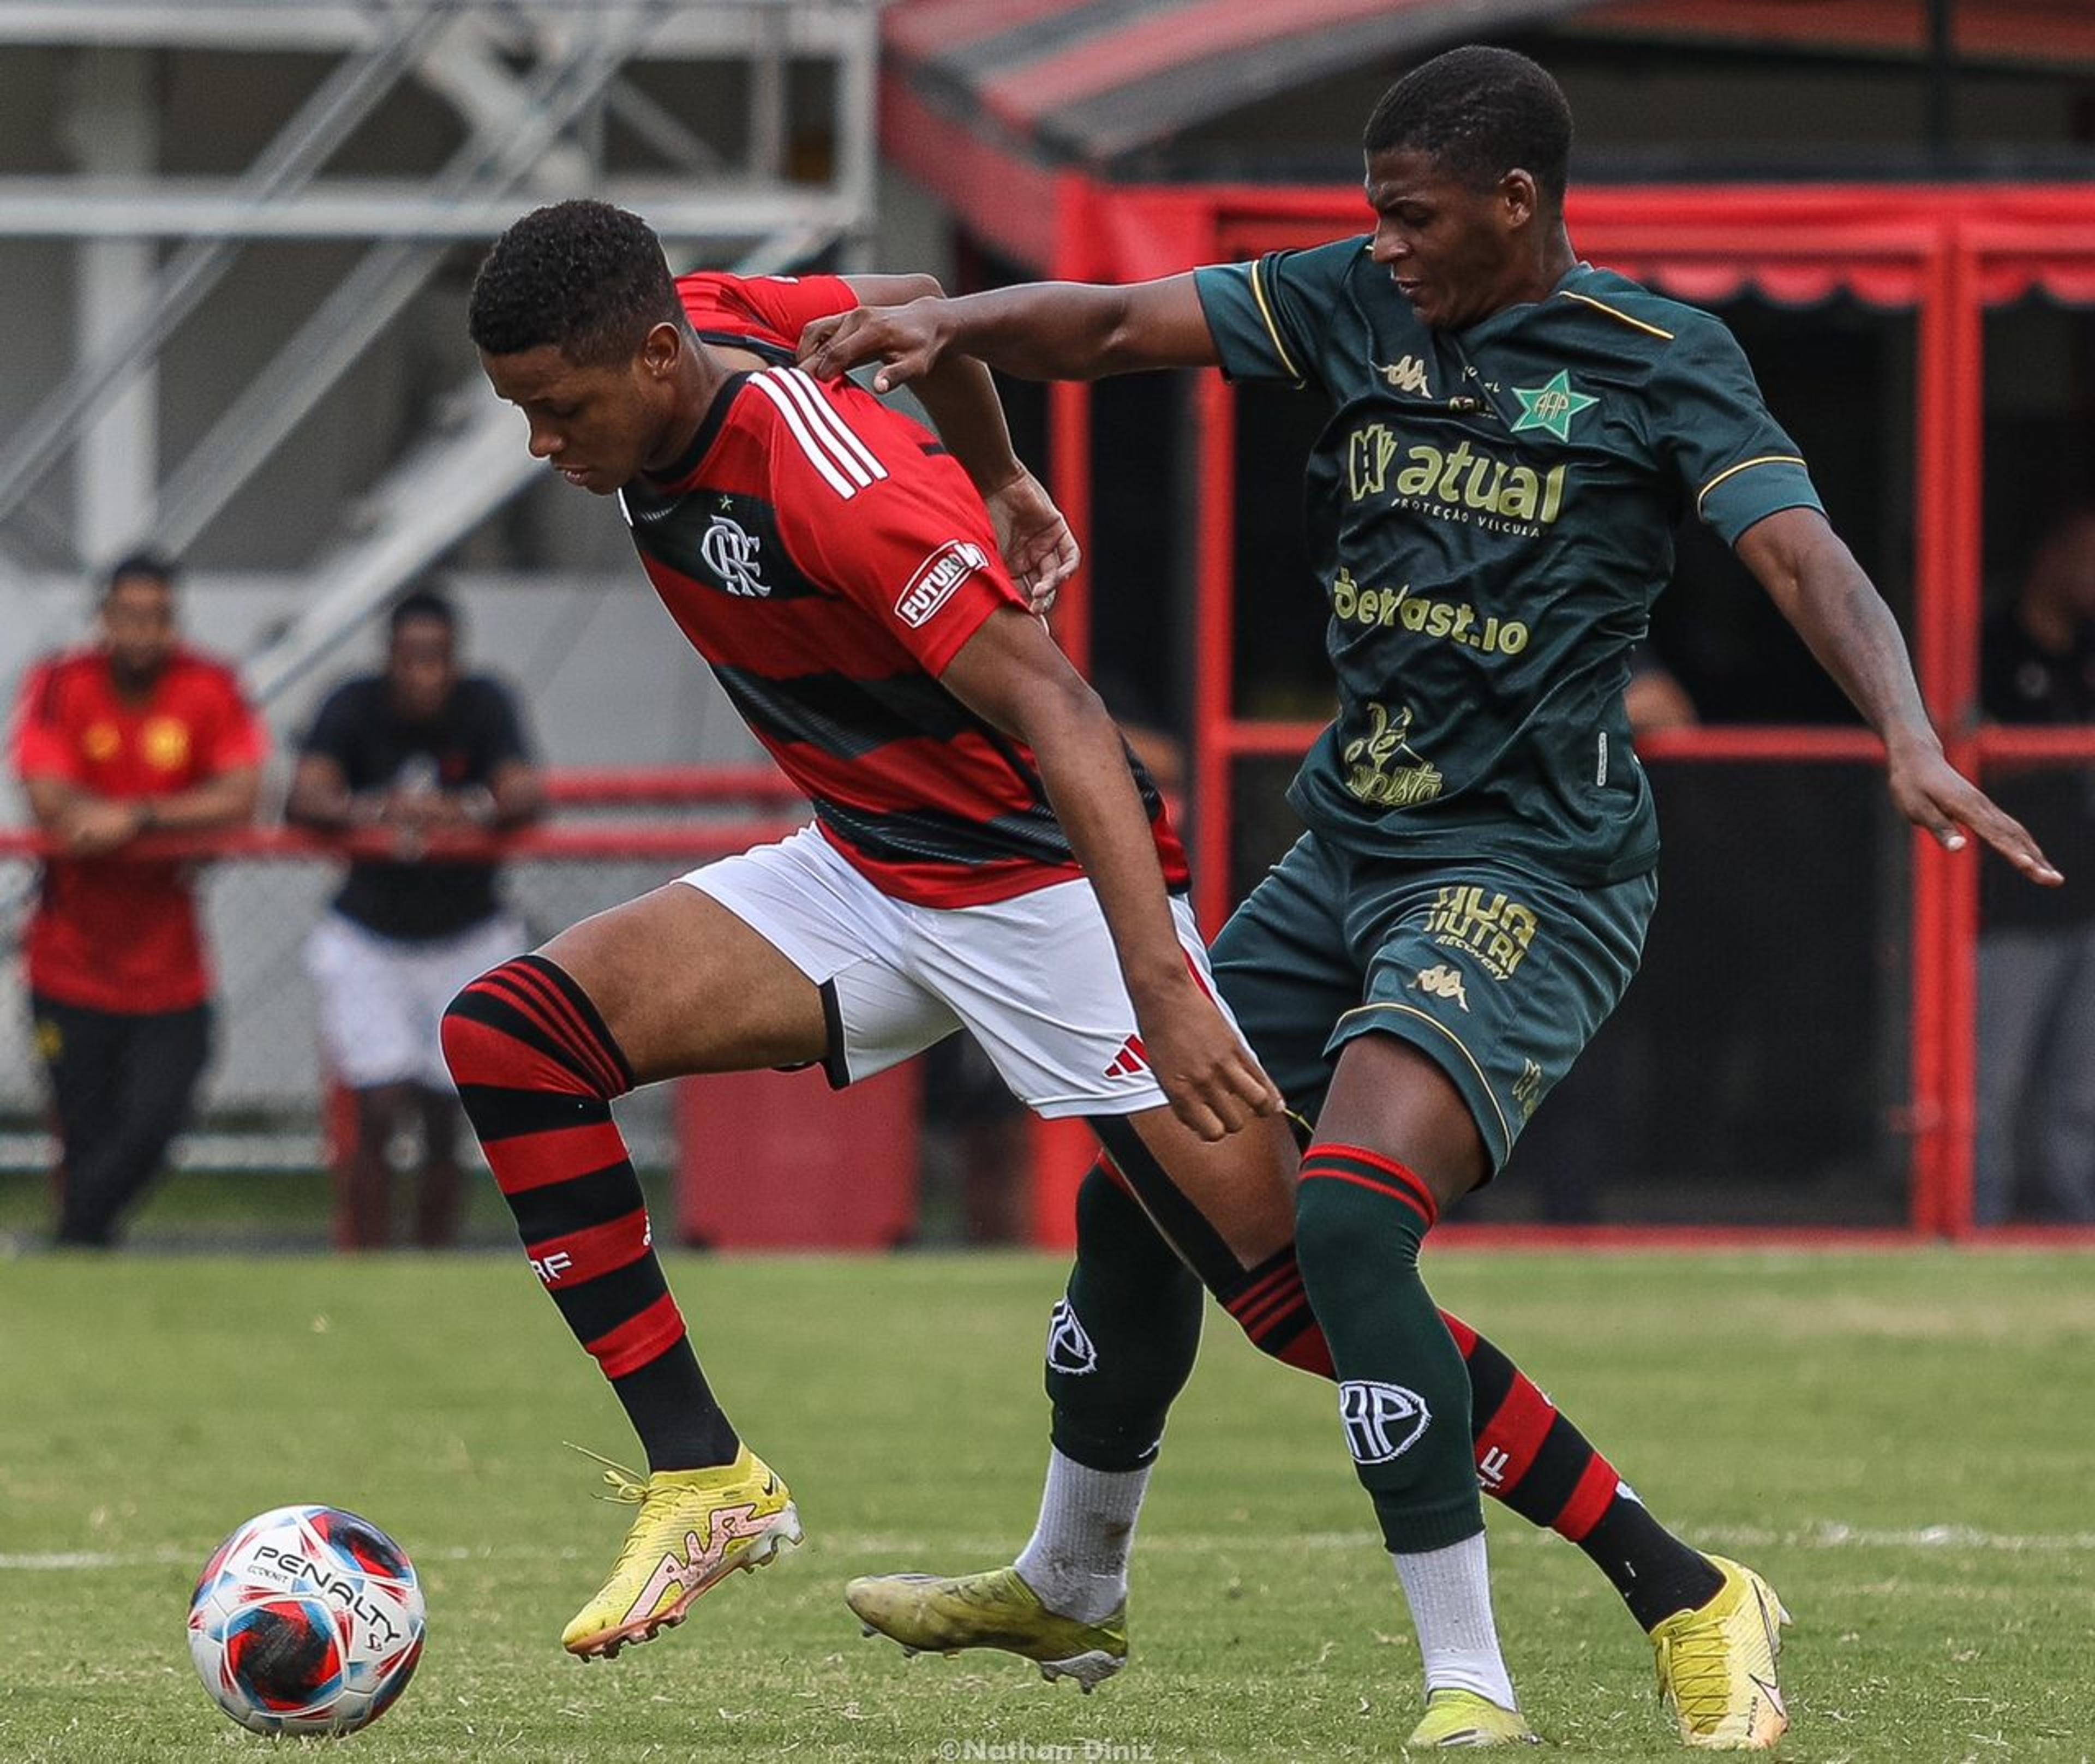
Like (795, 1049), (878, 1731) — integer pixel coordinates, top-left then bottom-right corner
(187, 1505), (426, 1736)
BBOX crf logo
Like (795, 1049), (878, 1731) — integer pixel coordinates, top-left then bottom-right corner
(1478, 1445), (1511, 1490)
(1045, 1298), (1098, 1376)
(1338, 1381), (1431, 1464)
(701, 514), (769, 597)
(530, 1251), (572, 1285)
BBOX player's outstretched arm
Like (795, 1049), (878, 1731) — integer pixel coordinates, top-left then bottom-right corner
(1736, 505), (2063, 885)
(798, 274), (1219, 394)
(834, 274), (1079, 608)
(939, 606), (1281, 1142)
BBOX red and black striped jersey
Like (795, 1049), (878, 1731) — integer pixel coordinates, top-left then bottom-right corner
(615, 272), (1188, 909)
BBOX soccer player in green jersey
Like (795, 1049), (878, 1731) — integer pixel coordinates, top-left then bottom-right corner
(803, 44), (2061, 1750)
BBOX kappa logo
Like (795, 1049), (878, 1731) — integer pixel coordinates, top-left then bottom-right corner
(895, 539), (988, 628)
(1338, 1381), (1431, 1465)
(1411, 964), (1470, 1011)
(1376, 355), (1432, 395)
(699, 513), (770, 597)
(1045, 1298), (1098, 1376)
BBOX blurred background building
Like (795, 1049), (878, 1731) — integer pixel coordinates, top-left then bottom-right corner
(1, 0), (2091, 1240)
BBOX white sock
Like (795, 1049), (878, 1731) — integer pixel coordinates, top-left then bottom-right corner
(1013, 1448), (1150, 1623)
(1391, 1532), (1517, 1708)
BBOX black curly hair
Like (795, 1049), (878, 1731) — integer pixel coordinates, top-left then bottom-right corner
(468, 199), (683, 364)
(1362, 46), (1573, 203)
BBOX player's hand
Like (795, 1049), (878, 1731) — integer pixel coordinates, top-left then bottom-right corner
(983, 469), (1080, 615)
(1888, 746), (2063, 885)
(60, 799), (145, 855)
(1133, 980), (1284, 1143)
(797, 300), (950, 395)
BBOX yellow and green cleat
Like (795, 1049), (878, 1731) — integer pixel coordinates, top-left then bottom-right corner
(1403, 1688), (1541, 1749)
(843, 1565), (1127, 1692)
(1650, 1555), (1791, 1750)
(560, 1443), (801, 1659)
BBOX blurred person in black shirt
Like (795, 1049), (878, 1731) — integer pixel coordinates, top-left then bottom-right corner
(288, 589), (545, 1246)
(1977, 506), (2095, 1223)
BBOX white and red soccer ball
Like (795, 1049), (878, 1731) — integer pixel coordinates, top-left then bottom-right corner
(188, 1505), (424, 1736)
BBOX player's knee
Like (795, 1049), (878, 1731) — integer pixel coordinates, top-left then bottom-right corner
(1073, 1160), (1140, 1241)
(1295, 1171), (1421, 1292)
(438, 977), (492, 1089)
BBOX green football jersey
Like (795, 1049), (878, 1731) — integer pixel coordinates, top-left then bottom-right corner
(1194, 241), (1822, 883)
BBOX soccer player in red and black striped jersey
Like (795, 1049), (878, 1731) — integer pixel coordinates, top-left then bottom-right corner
(456, 201), (1720, 1704)
(461, 199), (1299, 1661)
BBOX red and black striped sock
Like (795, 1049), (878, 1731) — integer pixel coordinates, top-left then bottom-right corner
(1221, 1245), (1336, 1377)
(441, 954), (739, 1473)
(1443, 1313), (1723, 1629)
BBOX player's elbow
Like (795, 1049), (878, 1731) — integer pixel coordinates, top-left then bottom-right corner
(1023, 670), (1114, 747)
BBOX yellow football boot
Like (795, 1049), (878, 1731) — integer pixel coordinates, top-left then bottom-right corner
(560, 1443), (800, 1659)
(1404, 1688), (1541, 1749)
(1650, 1555), (1791, 1749)
(844, 1565), (1127, 1691)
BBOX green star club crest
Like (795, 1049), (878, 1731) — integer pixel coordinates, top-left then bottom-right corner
(1509, 369), (1597, 441)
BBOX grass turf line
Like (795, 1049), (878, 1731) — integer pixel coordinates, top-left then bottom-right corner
(2, 1250), (2091, 1761)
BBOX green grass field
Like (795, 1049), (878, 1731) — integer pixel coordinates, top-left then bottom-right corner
(3, 1248), (2091, 1762)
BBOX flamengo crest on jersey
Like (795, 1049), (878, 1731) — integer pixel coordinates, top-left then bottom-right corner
(699, 513), (769, 597)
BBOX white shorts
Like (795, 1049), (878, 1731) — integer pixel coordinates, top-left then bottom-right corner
(307, 910), (529, 1091)
(680, 825), (1236, 1119)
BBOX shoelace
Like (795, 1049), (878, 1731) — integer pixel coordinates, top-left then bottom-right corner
(564, 1440), (650, 1505)
(1657, 1624), (1740, 1724)
(563, 1442), (672, 1579)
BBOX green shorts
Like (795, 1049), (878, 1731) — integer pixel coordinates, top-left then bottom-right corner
(1210, 833), (1657, 1174)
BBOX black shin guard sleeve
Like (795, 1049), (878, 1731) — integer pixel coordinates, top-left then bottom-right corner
(1046, 1164), (1204, 1473)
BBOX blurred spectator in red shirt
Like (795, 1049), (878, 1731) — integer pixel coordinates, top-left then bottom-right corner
(9, 553), (267, 1246)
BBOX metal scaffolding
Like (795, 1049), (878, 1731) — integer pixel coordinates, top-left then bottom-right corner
(0, 0), (879, 704)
